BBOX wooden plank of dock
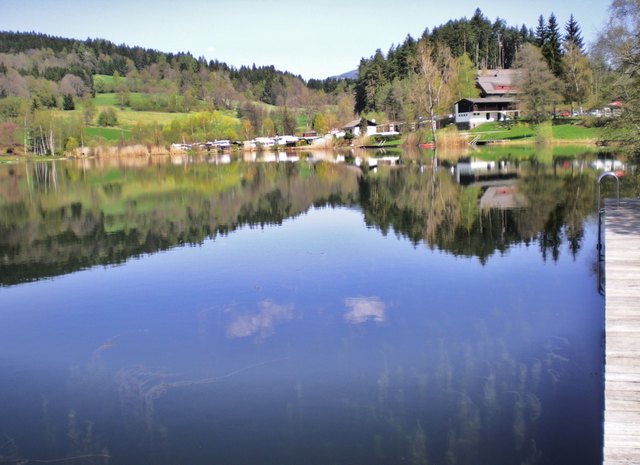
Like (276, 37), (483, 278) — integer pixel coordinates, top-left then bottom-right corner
(604, 198), (640, 465)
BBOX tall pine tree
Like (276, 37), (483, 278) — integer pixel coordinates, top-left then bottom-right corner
(542, 13), (563, 77)
(535, 15), (547, 47)
(564, 14), (584, 52)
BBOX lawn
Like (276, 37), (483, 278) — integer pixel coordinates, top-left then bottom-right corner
(116, 108), (189, 128)
(468, 122), (534, 141)
(94, 93), (118, 106)
(84, 126), (130, 142)
(468, 120), (602, 142)
(551, 123), (601, 140)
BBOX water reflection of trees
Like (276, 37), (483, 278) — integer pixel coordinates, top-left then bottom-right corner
(0, 161), (359, 285)
(358, 161), (596, 263)
(0, 157), (600, 284)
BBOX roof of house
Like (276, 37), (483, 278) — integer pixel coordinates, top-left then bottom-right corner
(457, 97), (518, 104)
(477, 69), (520, 95)
(343, 118), (377, 129)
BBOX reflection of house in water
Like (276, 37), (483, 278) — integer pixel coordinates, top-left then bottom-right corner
(479, 184), (528, 209)
(453, 157), (526, 209)
(590, 155), (625, 172)
(454, 157), (519, 185)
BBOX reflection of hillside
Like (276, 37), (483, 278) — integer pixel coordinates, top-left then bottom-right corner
(0, 161), (359, 285)
(358, 163), (596, 263)
(0, 158), (599, 284)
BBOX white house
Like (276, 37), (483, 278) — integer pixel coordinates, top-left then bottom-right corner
(454, 97), (519, 129)
(342, 118), (377, 137)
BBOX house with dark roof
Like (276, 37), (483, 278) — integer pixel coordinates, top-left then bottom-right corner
(476, 69), (520, 97)
(453, 68), (521, 129)
(454, 97), (518, 129)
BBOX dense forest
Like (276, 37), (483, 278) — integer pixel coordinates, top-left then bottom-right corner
(352, 8), (597, 118)
(0, 30), (352, 107)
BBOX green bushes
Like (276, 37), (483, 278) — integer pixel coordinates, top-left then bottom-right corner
(97, 107), (118, 127)
(535, 121), (553, 145)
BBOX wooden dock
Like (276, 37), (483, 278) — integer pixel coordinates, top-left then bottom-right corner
(604, 198), (640, 465)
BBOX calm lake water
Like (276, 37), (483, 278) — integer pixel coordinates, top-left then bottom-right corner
(0, 150), (607, 465)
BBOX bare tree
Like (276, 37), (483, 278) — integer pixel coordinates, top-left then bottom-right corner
(562, 42), (592, 114)
(415, 40), (455, 144)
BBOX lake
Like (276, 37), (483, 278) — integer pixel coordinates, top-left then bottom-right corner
(0, 149), (606, 465)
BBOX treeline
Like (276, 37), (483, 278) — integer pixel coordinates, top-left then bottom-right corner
(0, 30), (354, 116)
(0, 30), (348, 101)
(352, 8), (597, 121)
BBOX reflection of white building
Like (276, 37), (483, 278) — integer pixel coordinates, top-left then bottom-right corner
(455, 158), (518, 185)
(590, 158), (624, 172)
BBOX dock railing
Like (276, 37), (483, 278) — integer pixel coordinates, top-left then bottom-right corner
(597, 172), (620, 295)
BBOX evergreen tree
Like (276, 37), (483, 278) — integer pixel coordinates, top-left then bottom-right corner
(534, 15), (547, 47)
(62, 94), (75, 110)
(354, 50), (388, 114)
(564, 14), (584, 52)
(542, 13), (563, 77)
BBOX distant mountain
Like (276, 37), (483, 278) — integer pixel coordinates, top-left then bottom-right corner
(329, 69), (358, 80)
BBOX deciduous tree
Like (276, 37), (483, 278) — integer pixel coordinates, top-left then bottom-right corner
(452, 53), (480, 100)
(594, 0), (640, 157)
(414, 40), (455, 143)
(562, 42), (592, 113)
(515, 43), (561, 123)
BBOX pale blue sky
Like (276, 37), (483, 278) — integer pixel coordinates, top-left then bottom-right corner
(0, 0), (611, 79)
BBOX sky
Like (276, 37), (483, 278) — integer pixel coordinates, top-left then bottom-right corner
(0, 0), (611, 80)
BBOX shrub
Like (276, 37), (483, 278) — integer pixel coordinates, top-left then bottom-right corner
(535, 121), (553, 145)
(97, 108), (118, 127)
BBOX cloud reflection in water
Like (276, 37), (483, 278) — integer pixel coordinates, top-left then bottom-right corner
(343, 297), (386, 324)
(226, 300), (294, 339)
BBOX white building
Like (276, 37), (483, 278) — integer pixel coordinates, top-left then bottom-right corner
(454, 97), (519, 129)
(342, 118), (377, 137)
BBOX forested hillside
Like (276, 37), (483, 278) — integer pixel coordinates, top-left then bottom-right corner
(0, 31), (356, 153)
(352, 8), (599, 119)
